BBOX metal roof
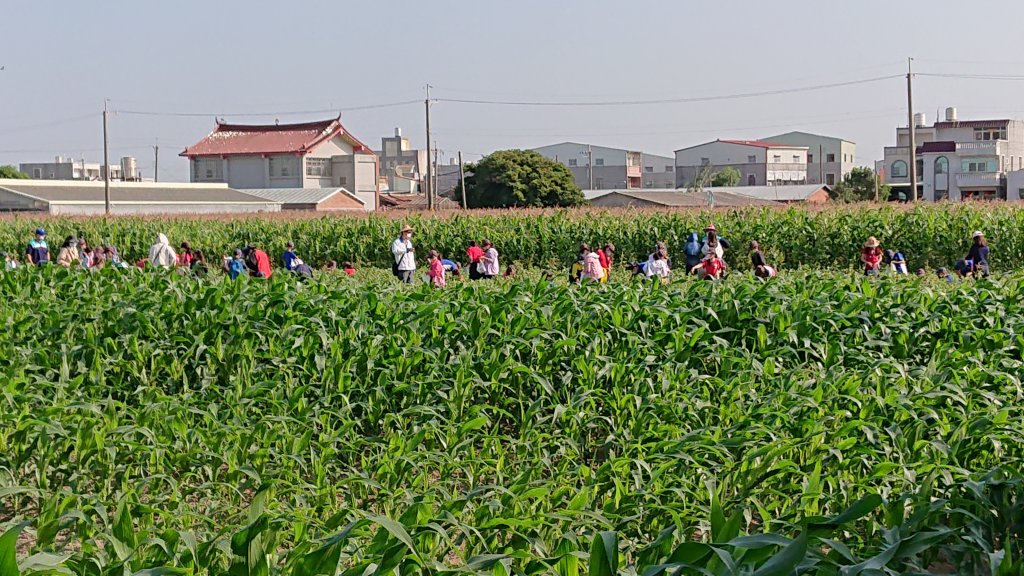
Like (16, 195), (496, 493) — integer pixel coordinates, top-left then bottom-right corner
(591, 189), (778, 207)
(0, 180), (275, 204)
(241, 187), (364, 205)
(710, 184), (830, 202)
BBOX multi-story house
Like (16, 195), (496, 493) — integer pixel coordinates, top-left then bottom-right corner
(881, 108), (1024, 201)
(181, 117), (379, 206)
(532, 142), (675, 190)
(762, 131), (856, 186)
(376, 128), (427, 193)
(674, 139), (808, 188)
(20, 156), (130, 181)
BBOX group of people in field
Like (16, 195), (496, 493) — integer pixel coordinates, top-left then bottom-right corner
(860, 230), (990, 280)
(3, 223), (992, 286)
(5, 227), (358, 280)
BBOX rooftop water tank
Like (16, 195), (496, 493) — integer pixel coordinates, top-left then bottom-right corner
(945, 107), (958, 122)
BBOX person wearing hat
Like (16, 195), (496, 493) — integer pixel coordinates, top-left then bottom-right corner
(701, 224), (729, 259)
(861, 237), (883, 275)
(960, 231), (990, 278)
(242, 244), (273, 278)
(391, 224), (417, 283)
(25, 227), (50, 266)
(149, 233), (178, 268)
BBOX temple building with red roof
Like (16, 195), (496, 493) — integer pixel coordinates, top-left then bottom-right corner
(674, 138), (809, 188)
(181, 116), (379, 209)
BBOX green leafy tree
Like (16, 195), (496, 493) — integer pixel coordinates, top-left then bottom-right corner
(710, 167), (741, 187)
(829, 167), (888, 203)
(459, 150), (585, 208)
(0, 165), (29, 179)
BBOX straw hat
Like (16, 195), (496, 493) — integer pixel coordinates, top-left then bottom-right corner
(705, 223), (717, 232)
(400, 224), (414, 234)
(864, 236), (880, 248)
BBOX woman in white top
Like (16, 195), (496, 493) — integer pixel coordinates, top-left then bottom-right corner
(701, 225), (725, 259)
(646, 249), (671, 280)
(391, 224), (416, 283)
(478, 240), (500, 278)
(149, 233), (178, 268)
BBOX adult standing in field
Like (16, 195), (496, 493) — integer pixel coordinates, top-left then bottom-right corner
(956, 231), (990, 277)
(701, 225), (727, 258)
(466, 240), (484, 280)
(861, 237), (883, 276)
(149, 233), (178, 268)
(391, 224), (416, 283)
(478, 240), (499, 279)
(25, 228), (50, 266)
(597, 243), (615, 278)
(749, 241), (777, 278)
(683, 232), (703, 273)
(243, 244), (273, 278)
(56, 236), (80, 267)
(885, 249), (908, 275)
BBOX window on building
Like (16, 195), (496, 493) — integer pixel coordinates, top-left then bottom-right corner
(594, 177), (604, 188)
(195, 158), (223, 181)
(305, 157), (332, 178)
(270, 156), (299, 178)
(748, 155), (757, 163)
(891, 160), (908, 178)
(701, 157), (710, 165)
(339, 176), (348, 186)
(645, 166), (654, 172)
(935, 156), (948, 175)
(826, 153), (836, 162)
(962, 159), (997, 173)
(974, 127), (1007, 141)
(568, 158), (578, 166)
(665, 165), (674, 172)
(595, 158), (604, 166)
(772, 154), (782, 163)
(826, 173), (836, 185)
(916, 158), (924, 176)
(792, 154), (800, 163)
(807, 153), (814, 164)
(747, 174), (756, 186)
(33, 168), (41, 179)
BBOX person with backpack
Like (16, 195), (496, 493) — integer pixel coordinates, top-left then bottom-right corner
(25, 228), (50, 266)
(223, 249), (248, 280)
(391, 224), (416, 283)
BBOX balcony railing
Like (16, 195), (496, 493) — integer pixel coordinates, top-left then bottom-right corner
(956, 172), (1004, 188)
(884, 146), (910, 156)
(766, 163), (807, 171)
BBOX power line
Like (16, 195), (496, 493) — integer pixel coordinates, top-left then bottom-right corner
(434, 74), (903, 107)
(0, 113), (96, 135)
(917, 72), (1024, 81)
(113, 99), (421, 118)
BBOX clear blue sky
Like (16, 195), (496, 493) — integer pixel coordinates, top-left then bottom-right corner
(4, 0), (1024, 181)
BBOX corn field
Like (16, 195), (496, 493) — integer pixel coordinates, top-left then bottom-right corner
(0, 203), (1022, 271)
(1, 265), (1023, 575)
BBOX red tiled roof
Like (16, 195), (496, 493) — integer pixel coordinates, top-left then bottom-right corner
(180, 117), (372, 157)
(719, 139), (793, 148)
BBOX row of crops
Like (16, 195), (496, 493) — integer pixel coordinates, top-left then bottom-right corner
(0, 203), (1021, 271)
(1, 266), (1022, 574)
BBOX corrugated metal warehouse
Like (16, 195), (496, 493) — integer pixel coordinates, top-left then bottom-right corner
(0, 179), (281, 215)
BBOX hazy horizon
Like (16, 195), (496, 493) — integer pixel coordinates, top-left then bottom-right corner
(4, 0), (1024, 182)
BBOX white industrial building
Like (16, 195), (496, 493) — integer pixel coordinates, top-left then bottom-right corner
(675, 140), (808, 188)
(761, 132), (856, 186)
(881, 107), (1024, 201)
(20, 156), (141, 182)
(532, 142), (676, 189)
(0, 179), (280, 215)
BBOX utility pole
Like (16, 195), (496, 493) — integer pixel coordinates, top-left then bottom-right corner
(424, 84), (433, 210)
(874, 171), (880, 202)
(433, 146), (439, 206)
(458, 151), (467, 209)
(907, 57), (917, 202)
(153, 141), (159, 183)
(587, 144), (594, 189)
(103, 100), (110, 215)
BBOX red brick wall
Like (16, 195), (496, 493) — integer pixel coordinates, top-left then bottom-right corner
(317, 191), (365, 211)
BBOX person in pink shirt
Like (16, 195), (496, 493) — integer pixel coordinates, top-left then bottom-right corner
(427, 250), (446, 288)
